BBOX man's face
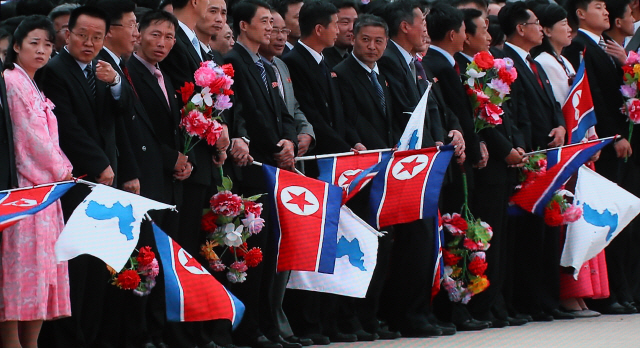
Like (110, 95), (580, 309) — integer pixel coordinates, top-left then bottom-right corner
(617, 5), (635, 36)
(0, 37), (9, 63)
(520, 10), (543, 46)
(319, 13), (339, 48)
(465, 15), (491, 53)
(138, 20), (176, 65)
(261, 12), (288, 57)
(197, 0), (227, 37)
(244, 6), (273, 46)
(53, 14), (70, 51)
(353, 25), (387, 66)
(284, 2), (303, 40)
(66, 14), (107, 63)
(580, 0), (610, 32)
(406, 7), (429, 52)
(451, 22), (466, 53)
(195, 0), (213, 20)
(108, 12), (139, 57)
(211, 23), (234, 55)
(335, 6), (357, 49)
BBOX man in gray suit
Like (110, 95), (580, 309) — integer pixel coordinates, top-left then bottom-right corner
(258, 8), (316, 348)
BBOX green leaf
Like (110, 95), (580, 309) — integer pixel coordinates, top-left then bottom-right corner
(245, 193), (265, 201)
(221, 176), (233, 191)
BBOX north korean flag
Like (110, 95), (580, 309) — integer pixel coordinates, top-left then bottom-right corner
(262, 164), (342, 274)
(317, 151), (392, 204)
(152, 223), (245, 327)
(562, 59), (597, 144)
(0, 182), (75, 230)
(510, 138), (613, 215)
(369, 146), (454, 229)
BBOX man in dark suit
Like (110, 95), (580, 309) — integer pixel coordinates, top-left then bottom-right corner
(498, 2), (572, 322)
(225, 1), (298, 348)
(37, 6), (135, 348)
(274, 0), (304, 55)
(322, 0), (358, 69)
(564, 0), (640, 314)
(195, 0), (227, 62)
(0, 73), (16, 192)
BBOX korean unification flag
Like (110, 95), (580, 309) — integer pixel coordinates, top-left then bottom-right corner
(55, 184), (175, 271)
(560, 166), (640, 278)
(396, 83), (432, 151)
(287, 206), (381, 298)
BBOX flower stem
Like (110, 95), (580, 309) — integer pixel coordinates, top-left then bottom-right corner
(626, 122), (633, 163)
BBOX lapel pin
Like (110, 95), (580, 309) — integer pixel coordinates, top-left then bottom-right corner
(272, 81), (279, 88)
(287, 77), (292, 83)
(330, 72), (337, 78)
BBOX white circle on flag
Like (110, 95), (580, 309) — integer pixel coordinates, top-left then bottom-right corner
(178, 248), (208, 275)
(338, 169), (363, 188)
(391, 154), (430, 180)
(280, 186), (320, 216)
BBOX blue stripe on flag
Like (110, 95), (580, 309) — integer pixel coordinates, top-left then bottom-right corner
(262, 165), (282, 262)
(0, 182), (75, 225)
(317, 157), (337, 184)
(227, 288), (245, 330)
(152, 223), (183, 322)
(316, 183), (343, 273)
(367, 156), (394, 228)
(421, 146), (454, 219)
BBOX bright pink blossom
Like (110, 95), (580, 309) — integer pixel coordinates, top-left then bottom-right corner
(210, 191), (243, 217)
(181, 110), (210, 137)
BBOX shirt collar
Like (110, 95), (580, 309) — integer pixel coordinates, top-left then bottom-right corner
(236, 41), (261, 63)
(334, 46), (349, 58)
(352, 52), (379, 74)
(133, 52), (160, 74)
(64, 46), (90, 71)
(459, 52), (473, 62)
(578, 28), (602, 45)
(285, 41), (294, 50)
(429, 45), (456, 67)
(178, 20), (197, 43)
(200, 41), (211, 53)
(103, 46), (121, 67)
(505, 42), (530, 63)
(391, 40), (414, 68)
(299, 40), (324, 64)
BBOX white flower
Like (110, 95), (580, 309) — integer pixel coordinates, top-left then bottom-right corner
(222, 223), (244, 247)
(466, 68), (486, 87)
(191, 87), (213, 107)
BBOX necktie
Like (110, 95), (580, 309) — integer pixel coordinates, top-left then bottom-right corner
(84, 64), (96, 98)
(269, 60), (285, 101)
(255, 59), (269, 91)
(120, 61), (138, 99)
(154, 68), (170, 106)
(526, 54), (544, 89)
(319, 59), (330, 79)
(192, 36), (203, 61)
(409, 59), (417, 82)
(370, 70), (386, 112)
(414, 59), (427, 83)
(599, 37), (616, 65)
(454, 61), (461, 75)
(205, 50), (216, 62)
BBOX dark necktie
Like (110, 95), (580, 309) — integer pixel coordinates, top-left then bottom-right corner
(120, 61), (138, 99)
(414, 59), (427, 84)
(255, 59), (269, 91)
(205, 50), (216, 62)
(319, 59), (330, 79)
(85, 64), (96, 98)
(454, 61), (461, 75)
(526, 54), (544, 89)
(269, 60), (285, 101)
(599, 37), (616, 65)
(370, 70), (386, 112)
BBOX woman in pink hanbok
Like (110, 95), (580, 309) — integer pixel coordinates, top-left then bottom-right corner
(0, 15), (73, 348)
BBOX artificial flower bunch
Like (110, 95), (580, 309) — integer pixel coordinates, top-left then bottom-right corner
(544, 190), (583, 227)
(518, 153), (547, 185)
(200, 176), (265, 283)
(108, 246), (159, 296)
(177, 60), (234, 153)
(441, 211), (493, 304)
(619, 51), (640, 146)
(463, 51), (518, 132)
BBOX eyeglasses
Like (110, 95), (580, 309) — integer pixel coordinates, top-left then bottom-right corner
(111, 22), (138, 30)
(521, 20), (540, 26)
(271, 28), (292, 35)
(70, 31), (104, 44)
(56, 27), (69, 34)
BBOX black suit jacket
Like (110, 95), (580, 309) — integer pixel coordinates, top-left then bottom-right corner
(322, 46), (347, 70)
(334, 56), (395, 149)
(0, 75), (17, 190)
(503, 44), (565, 151)
(282, 42), (359, 154)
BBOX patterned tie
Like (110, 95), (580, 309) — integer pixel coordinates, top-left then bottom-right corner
(84, 64), (96, 98)
(526, 54), (544, 89)
(255, 59), (269, 91)
(599, 37), (616, 65)
(154, 68), (170, 106)
(269, 60), (285, 100)
(409, 59), (417, 82)
(370, 70), (386, 112)
(414, 59), (428, 84)
(120, 61), (138, 99)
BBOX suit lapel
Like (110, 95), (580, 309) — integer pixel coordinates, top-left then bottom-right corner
(177, 26), (202, 65)
(60, 50), (96, 110)
(295, 43), (332, 101)
(132, 57), (172, 112)
(348, 57), (384, 114)
(505, 45), (550, 105)
(235, 45), (274, 110)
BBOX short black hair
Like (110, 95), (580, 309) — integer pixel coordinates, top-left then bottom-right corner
(96, 0), (136, 24)
(605, 0), (632, 28)
(328, 0), (359, 12)
(172, 0), (190, 10)
(498, 1), (531, 37)
(353, 13), (388, 36)
(380, 0), (420, 38)
(16, 0), (54, 17)
(531, 3), (567, 56)
(49, 3), (81, 22)
(68, 5), (111, 33)
(4, 15), (55, 70)
(158, 0), (173, 11)
(138, 9), (179, 32)
(462, 8), (484, 35)
(299, 0), (339, 38)
(563, 0), (596, 28)
(0, 28), (10, 42)
(271, 0), (303, 18)
(488, 14), (505, 46)
(232, 0), (272, 36)
(451, 0), (489, 11)
(427, 2), (464, 42)
(361, 0), (390, 15)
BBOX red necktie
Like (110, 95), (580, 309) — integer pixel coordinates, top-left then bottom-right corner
(526, 54), (544, 89)
(454, 61), (460, 75)
(121, 64), (139, 99)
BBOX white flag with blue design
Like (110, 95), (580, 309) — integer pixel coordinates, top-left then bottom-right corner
(396, 83), (432, 151)
(55, 184), (175, 270)
(560, 166), (640, 279)
(287, 206), (381, 298)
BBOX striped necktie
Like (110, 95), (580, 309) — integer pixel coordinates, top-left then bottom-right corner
(255, 59), (269, 91)
(370, 70), (386, 111)
(84, 64), (96, 98)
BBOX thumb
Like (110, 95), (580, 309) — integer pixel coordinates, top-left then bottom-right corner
(276, 139), (285, 147)
(448, 130), (454, 138)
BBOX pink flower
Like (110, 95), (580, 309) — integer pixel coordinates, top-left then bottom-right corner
(210, 260), (226, 272)
(210, 190), (243, 217)
(471, 251), (486, 261)
(493, 58), (506, 69)
(194, 66), (217, 88)
(624, 98), (640, 124)
(562, 204), (583, 223)
(463, 238), (480, 251)
(204, 119), (224, 146)
(244, 201), (263, 216)
(487, 78), (510, 98)
(214, 94), (232, 110)
(627, 51), (640, 65)
(139, 258), (160, 278)
(441, 213), (468, 236)
(181, 110), (210, 137)
(242, 212), (265, 234)
(621, 84), (637, 99)
(230, 261), (248, 272)
(536, 158), (548, 170)
(474, 89), (490, 106)
(480, 103), (504, 125)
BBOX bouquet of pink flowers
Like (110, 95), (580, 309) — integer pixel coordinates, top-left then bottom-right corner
(619, 51), (640, 149)
(463, 51), (518, 132)
(107, 246), (159, 296)
(177, 61), (235, 153)
(200, 176), (265, 283)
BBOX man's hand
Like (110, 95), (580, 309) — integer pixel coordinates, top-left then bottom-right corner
(297, 133), (312, 156)
(174, 162), (193, 180)
(230, 138), (253, 166)
(456, 151), (467, 164)
(614, 138), (633, 158)
(473, 142), (489, 169)
(96, 60), (118, 84)
(174, 152), (188, 172)
(352, 143), (367, 152)
(448, 130), (465, 157)
(548, 126), (566, 148)
(216, 124), (230, 153)
(122, 178), (140, 195)
(63, 171), (73, 181)
(589, 150), (601, 163)
(604, 40), (628, 63)
(96, 165), (115, 186)
(213, 151), (227, 167)
(505, 148), (524, 166)
(274, 139), (295, 170)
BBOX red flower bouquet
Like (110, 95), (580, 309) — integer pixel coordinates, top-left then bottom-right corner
(108, 246), (159, 296)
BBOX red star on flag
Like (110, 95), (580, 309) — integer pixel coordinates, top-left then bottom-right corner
(342, 171), (359, 185)
(398, 158), (422, 175)
(183, 251), (203, 271)
(287, 191), (313, 212)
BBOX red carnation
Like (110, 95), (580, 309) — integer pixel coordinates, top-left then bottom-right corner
(463, 238), (480, 251)
(468, 257), (488, 275)
(443, 249), (462, 266)
(181, 110), (210, 137)
(244, 201), (263, 216)
(498, 67), (517, 85)
(117, 270), (141, 290)
(210, 190), (243, 217)
(442, 213), (468, 236)
(177, 82), (195, 105)
(222, 88), (234, 96)
(244, 247), (263, 267)
(201, 211), (218, 233)
(544, 201), (565, 226)
(623, 65), (634, 76)
(474, 51), (495, 70)
(136, 246), (155, 267)
(209, 76), (227, 93)
(205, 120), (224, 146)
(221, 63), (235, 78)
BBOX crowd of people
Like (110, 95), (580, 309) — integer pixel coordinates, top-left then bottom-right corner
(0, 0), (639, 347)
